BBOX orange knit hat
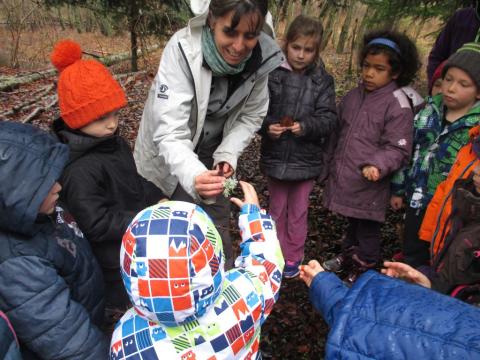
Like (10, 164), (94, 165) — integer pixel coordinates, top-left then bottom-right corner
(51, 39), (127, 129)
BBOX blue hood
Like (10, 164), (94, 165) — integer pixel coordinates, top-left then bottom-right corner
(0, 122), (68, 235)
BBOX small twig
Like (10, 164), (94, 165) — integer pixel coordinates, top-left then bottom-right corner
(22, 107), (43, 123)
(44, 95), (58, 110)
(13, 83), (54, 112)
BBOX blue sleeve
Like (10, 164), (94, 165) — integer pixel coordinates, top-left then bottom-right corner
(309, 272), (348, 326)
(0, 256), (108, 359)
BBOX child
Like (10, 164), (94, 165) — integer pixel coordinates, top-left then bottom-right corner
(110, 181), (284, 359)
(50, 40), (166, 308)
(299, 260), (480, 359)
(259, 15), (337, 278)
(0, 122), (107, 358)
(383, 165), (480, 304)
(430, 61), (446, 96)
(322, 30), (420, 282)
(391, 42), (480, 268)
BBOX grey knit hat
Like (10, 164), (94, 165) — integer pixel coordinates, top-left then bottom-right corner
(442, 42), (480, 88)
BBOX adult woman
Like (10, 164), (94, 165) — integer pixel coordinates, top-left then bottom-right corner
(134, 0), (283, 267)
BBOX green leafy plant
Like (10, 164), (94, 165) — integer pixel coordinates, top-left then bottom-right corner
(223, 177), (238, 197)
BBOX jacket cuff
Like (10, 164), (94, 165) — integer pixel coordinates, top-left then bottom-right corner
(240, 204), (261, 215)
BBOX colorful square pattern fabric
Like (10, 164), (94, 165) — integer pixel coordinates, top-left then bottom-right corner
(120, 201), (224, 327)
(111, 203), (285, 359)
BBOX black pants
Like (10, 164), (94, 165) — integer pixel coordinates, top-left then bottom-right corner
(342, 217), (382, 263)
(171, 185), (233, 270)
(403, 206), (430, 268)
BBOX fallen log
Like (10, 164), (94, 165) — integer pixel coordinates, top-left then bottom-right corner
(0, 45), (160, 92)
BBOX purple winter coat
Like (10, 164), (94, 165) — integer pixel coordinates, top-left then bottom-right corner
(323, 82), (414, 222)
(427, 7), (480, 89)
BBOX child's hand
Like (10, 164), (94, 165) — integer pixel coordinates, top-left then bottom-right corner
(195, 170), (225, 198)
(230, 181), (260, 208)
(288, 122), (303, 136)
(158, 197), (169, 203)
(390, 195), (404, 210)
(381, 261), (431, 288)
(299, 260), (324, 287)
(268, 123), (287, 139)
(215, 162), (234, 178)
(362, 165), (380, 181)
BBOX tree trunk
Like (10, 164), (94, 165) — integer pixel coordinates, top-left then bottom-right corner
(336, 0), (355, 54)
(129, 2), (139, 72)
(130, 27), (138, 72)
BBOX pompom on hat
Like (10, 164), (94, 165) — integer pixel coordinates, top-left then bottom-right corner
(50, 39), (127, 129)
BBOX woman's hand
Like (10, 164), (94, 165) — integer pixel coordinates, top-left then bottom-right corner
(362, 165), (380, 181)
(215, 162), (234, 178)
(195, 170), (225, 198)
(381, 261), (432, 288)
(268, 123), (287, 139)
(299, 260), (324, 287)
(390, 195), (404, 211)
(288, 122), (303, 136)
(230, 181), (260, 208)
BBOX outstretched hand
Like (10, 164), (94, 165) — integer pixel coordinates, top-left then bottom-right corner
(381, 261), (431, 288)
(299, 260), (324, 287)
(230, 181), (260, 209)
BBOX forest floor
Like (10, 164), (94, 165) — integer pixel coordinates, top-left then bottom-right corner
(1, 43), (423, 359)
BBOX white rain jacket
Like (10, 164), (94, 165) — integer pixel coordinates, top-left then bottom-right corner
(134, 11), (283, 202)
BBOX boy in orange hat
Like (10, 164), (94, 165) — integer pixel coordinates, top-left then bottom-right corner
(51, 39), (167, 310)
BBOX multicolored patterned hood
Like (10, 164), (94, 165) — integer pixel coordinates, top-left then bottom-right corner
(120, 201), (224, 327)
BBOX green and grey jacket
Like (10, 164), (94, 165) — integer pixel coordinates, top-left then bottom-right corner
(391, 94), (480, 209)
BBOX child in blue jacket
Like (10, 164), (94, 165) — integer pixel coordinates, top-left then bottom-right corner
(0, 122), (107, 359)
(299, 260), (480, 359)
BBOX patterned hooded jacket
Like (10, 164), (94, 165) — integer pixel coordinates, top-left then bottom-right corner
(392, 94), (480, 209)
(110, 201), (284, 359)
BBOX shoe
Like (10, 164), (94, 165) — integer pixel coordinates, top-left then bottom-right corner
(323, 253), (351, 273)
(283, 260), (301, 278)
(344, 254), (376, 285)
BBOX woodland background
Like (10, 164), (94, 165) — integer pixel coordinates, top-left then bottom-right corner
(0, 0), (475, 358)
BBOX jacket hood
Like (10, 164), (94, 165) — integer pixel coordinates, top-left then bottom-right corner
(120, 201), (224, 327)
(0, 122), (68, 235)
(52, 118), (117, 163)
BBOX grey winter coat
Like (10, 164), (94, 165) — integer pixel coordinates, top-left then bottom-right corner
(0, 122), (107, 359)
(323, 82), (414, 222)
(259, 62), (337, 181)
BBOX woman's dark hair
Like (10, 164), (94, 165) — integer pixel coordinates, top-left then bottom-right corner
(359, 29), (421, 87)
(209, 0), (268, 34)
(284, 15), (324, 64)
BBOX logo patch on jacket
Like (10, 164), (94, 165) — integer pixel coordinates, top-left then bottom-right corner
(157, 84), (169, 100)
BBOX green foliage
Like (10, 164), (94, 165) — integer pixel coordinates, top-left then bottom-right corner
(360, 0), (476, 28)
